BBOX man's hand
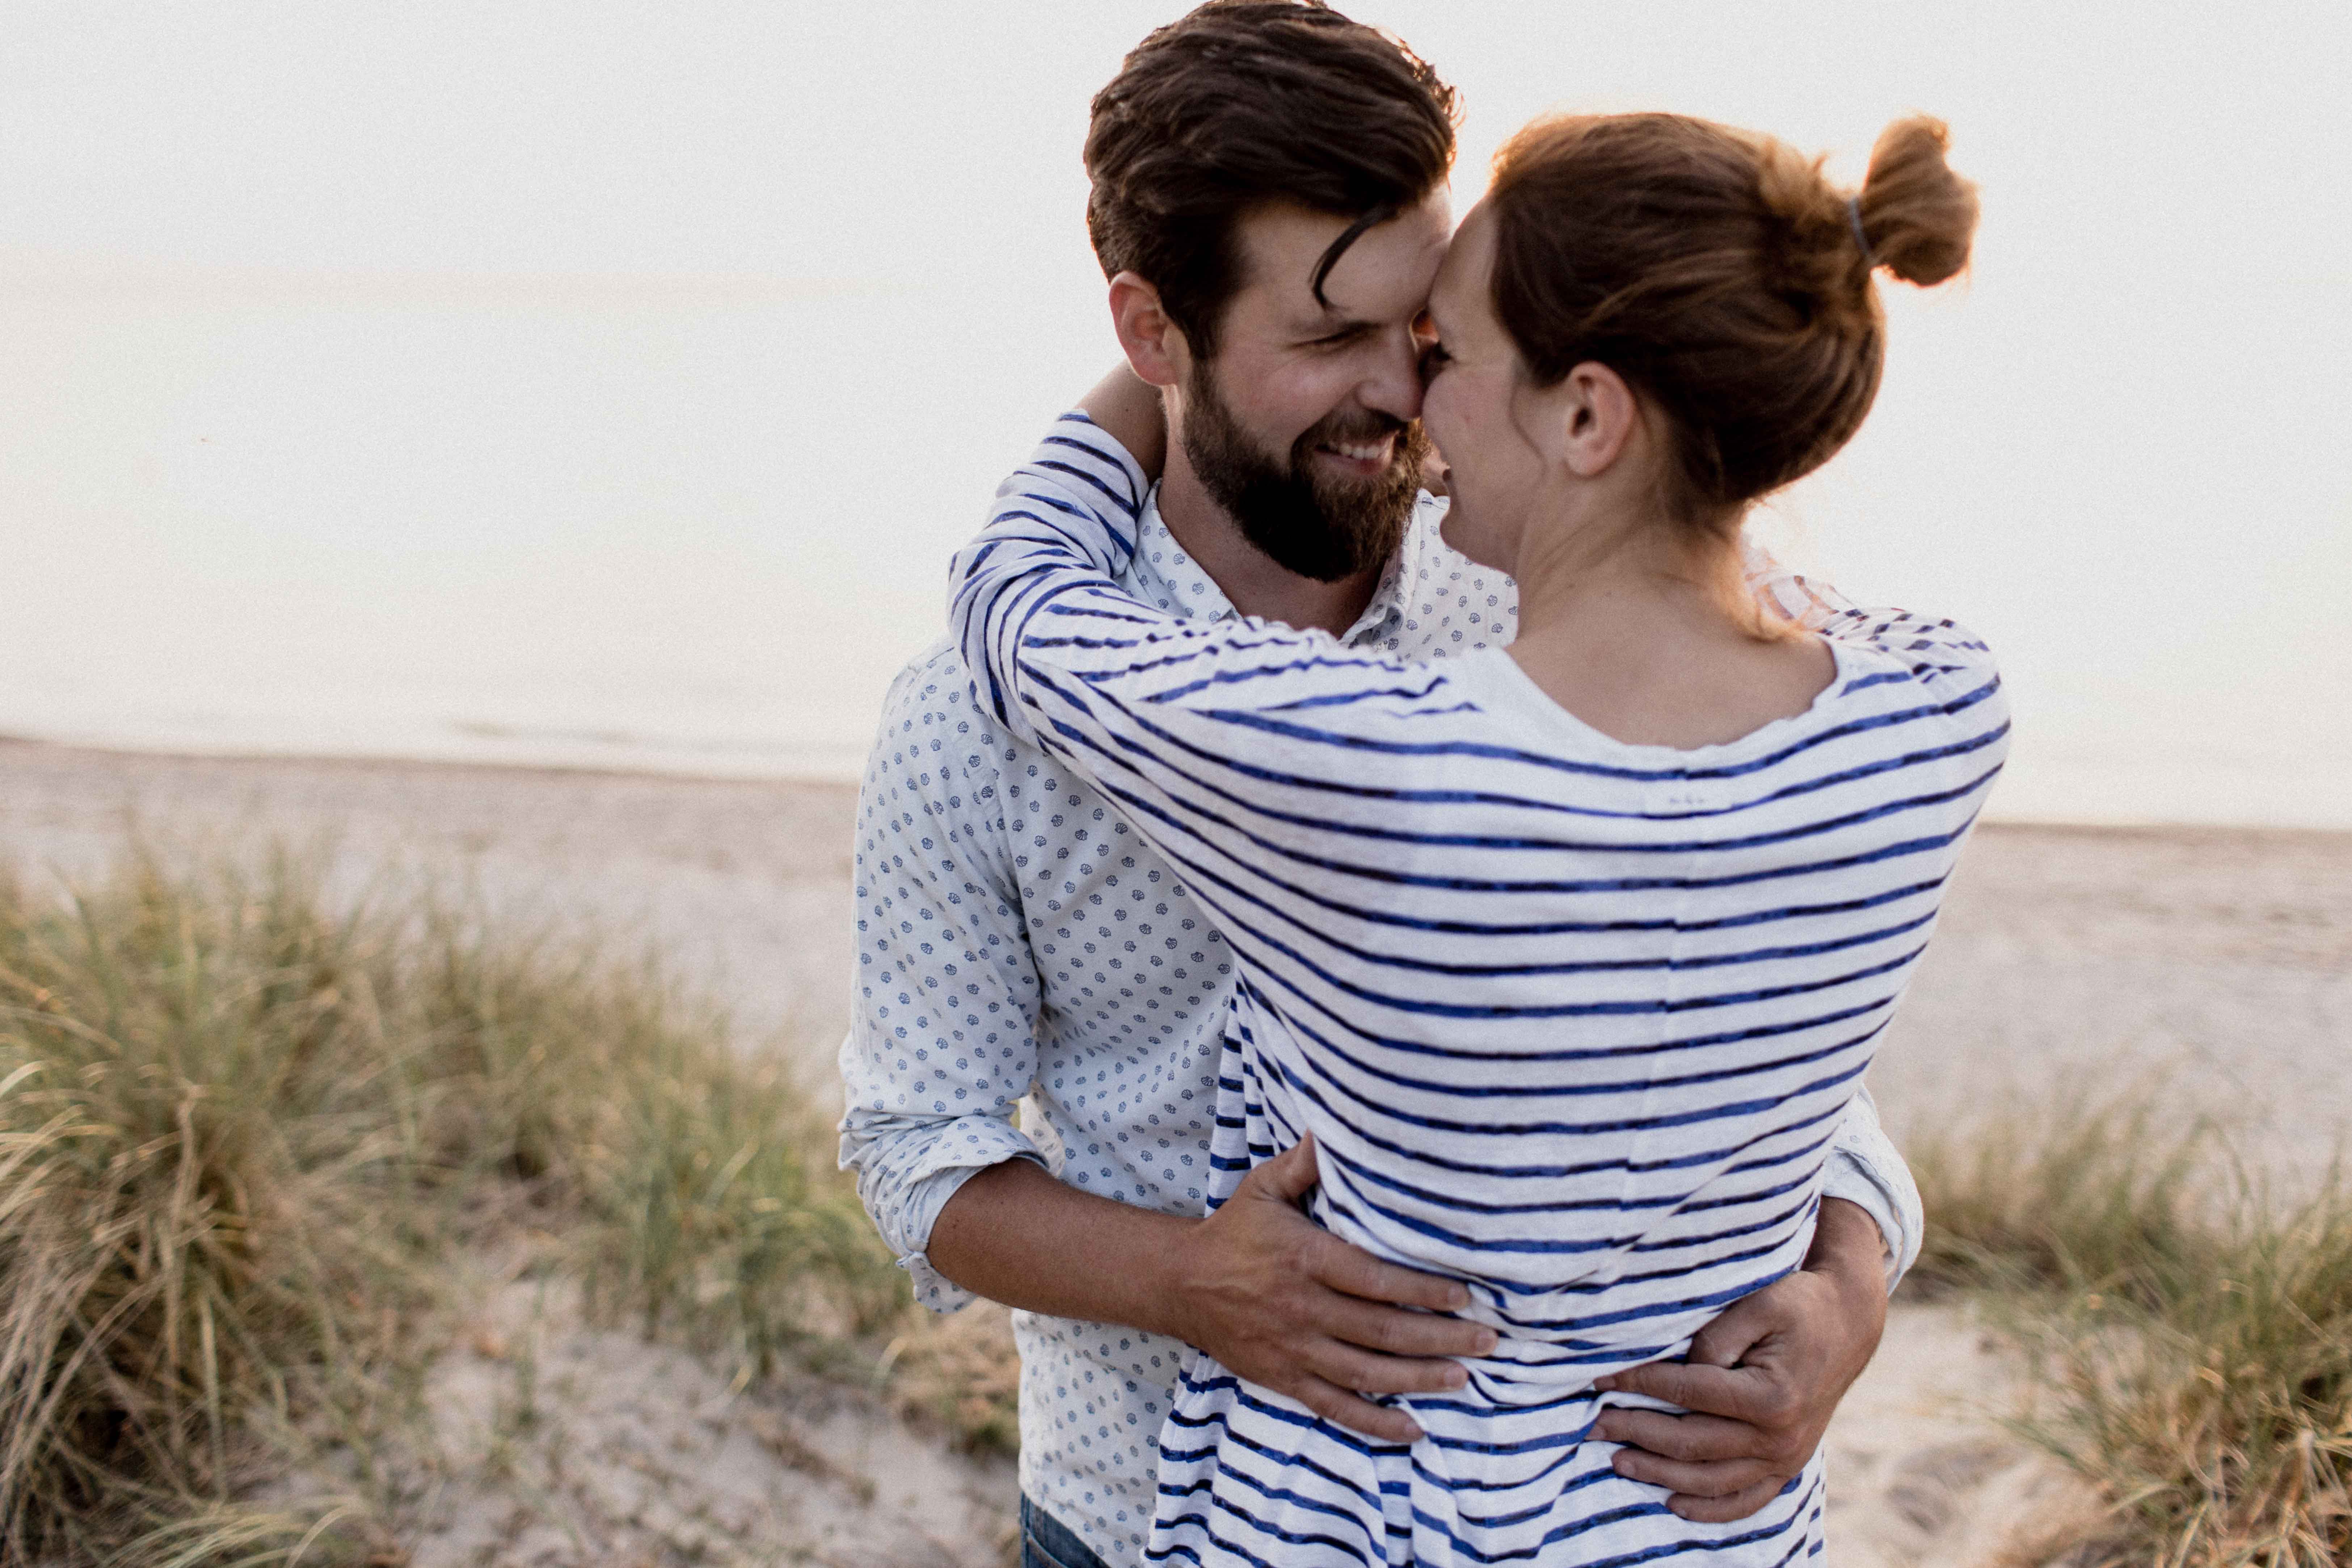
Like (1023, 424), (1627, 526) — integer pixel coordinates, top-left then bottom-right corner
(1164, 1135), (1497, 1443)
(1589, 1198), (1889, 1522)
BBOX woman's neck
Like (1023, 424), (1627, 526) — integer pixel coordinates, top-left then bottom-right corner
(1502, 497), (1830, 750)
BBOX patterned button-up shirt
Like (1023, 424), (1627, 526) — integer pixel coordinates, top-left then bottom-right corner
(838, 487), (1923, 1568)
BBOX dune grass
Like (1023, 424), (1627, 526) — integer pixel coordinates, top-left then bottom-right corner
(0, 850), (900, 1565)
(1910, 1093), (2352, 1566)
(16, 843), (2344, 1565)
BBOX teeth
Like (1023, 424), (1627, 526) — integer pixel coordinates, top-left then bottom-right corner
(1326, 439), (1390, 463)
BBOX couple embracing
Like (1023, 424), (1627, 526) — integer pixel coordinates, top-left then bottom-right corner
(842, 3), (2002, 1564)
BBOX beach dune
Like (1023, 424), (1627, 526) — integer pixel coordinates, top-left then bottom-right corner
(3, 737), (2344, 1564)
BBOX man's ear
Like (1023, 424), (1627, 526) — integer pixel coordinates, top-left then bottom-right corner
(1556, 361), (1641, 478)
(1109, 271), (1190, 389)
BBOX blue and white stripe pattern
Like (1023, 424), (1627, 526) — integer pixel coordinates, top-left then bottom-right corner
(950, 415), (2008, 1567)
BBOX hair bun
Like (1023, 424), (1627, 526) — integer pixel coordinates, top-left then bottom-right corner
(1855, 115), (1978, 287)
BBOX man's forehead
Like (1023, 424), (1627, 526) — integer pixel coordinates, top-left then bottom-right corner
(1232, 196), (1450, 324)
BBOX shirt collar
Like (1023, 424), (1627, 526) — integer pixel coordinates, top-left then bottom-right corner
(1124, 484), (1443, 648)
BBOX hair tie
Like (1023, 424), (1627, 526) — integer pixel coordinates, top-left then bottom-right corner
(1846, 194), (1876, 270)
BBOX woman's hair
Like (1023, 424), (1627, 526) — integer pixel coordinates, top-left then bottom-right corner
(1485, 112), (1978, 524)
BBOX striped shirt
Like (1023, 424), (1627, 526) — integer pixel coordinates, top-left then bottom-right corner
(949, 415), (2008, 1567)
(840, 484), (1922, 1567)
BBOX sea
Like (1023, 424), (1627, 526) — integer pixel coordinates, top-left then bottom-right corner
(3, 256), (2347, 831)
(5, 2), (2348, 831)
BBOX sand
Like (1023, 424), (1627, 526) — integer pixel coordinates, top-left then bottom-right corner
(6, 737), (2347, 1564)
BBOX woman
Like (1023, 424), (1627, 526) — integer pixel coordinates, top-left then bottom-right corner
(953, 112), (1998, 1566)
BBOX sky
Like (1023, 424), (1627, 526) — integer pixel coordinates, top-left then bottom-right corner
(3, 1), (2347, 823)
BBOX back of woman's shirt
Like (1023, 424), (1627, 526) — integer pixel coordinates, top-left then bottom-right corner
(955, 416), (2004, 1354)
(954, 412), (2007, 1377)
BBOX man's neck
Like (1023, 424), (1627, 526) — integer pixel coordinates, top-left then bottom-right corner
(1155, 441), (1383, 638)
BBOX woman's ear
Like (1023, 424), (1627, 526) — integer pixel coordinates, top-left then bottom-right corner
(1556, 361), (1641, 478)
(1109, 272), (1190, 389)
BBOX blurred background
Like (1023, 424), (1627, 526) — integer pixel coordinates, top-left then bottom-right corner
(5, 0), (2347, 825)
(4, 11), (2349, 1564)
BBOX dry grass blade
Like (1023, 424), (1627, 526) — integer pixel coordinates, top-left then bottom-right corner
(1911, 1092), (2352, 1565)
(0, 856), (422, 1563)
(0, 849), (903, 1564)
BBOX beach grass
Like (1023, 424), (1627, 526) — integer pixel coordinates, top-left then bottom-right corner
(10, 843), (2347, 1565)
(1911, 1094), (2352, 1566)
(0, 850), (900, 1565)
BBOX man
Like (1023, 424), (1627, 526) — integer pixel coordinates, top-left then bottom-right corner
(840, 7), (1923, 1566)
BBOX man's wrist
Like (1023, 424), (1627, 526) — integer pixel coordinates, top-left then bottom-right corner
(1138, 1217), (1204, 1346)
(929, 1157), (1205, 1337)
(1809, 1198), (1894, 1312)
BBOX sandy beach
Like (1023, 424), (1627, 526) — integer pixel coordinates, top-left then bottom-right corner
(4, 737), (2345, 1564)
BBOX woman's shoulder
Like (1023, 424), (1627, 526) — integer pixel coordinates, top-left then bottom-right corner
(1812, 607), (2009, 756)
(1817, 604), (1999, 681)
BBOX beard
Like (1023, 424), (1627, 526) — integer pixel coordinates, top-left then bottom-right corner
(1180, 366), (1429, 584)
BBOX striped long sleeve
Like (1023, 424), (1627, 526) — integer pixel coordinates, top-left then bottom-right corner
(951, 414), (2007, 1568)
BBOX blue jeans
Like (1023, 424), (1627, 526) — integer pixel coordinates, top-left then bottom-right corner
(1021, 1495), (1113, 1568)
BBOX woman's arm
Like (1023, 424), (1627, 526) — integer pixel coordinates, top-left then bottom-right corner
(952, 410), (1452, 847)
(1077, 361), (1166, 482)
(949, 410), (1471, 1024)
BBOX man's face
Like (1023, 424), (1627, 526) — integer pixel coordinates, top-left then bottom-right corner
(1171, 192), (1451, 583)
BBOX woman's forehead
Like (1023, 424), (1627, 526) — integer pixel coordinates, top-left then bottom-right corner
(1429, 203), (1498, 329)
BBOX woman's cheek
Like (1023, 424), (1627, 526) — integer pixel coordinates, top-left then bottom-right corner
(1424, 388), (1463, 471)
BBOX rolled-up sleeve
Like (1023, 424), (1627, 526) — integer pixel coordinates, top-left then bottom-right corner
(838, 642), (1049, 1312)
(1820, 1086), (1923, 1293)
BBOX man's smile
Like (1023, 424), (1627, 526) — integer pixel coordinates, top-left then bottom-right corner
(1313, 432), (1399, 475)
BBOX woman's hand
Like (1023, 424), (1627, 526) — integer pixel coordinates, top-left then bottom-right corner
(1078, 361), (1168, 482)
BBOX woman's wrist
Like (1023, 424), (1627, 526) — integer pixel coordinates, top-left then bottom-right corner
(1078, 361), (1168, 481)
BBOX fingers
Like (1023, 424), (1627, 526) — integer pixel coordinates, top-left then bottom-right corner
(1292, 1375), (1424, 1444)
(1594, 1360), (1781, 1426)
(1318, 1292), (1497, 1361)
(1607, 1449), (1777, 1499)
(1303, 1337), (1471, 1399)
(1589, 1409), (1767, 1465)
(1685, 1293), (1773, 1370)
(1665, 1476), (1791, 1524)
(1309, 1234), (1473, 1314)
(1250, 1132), (1321, 1203)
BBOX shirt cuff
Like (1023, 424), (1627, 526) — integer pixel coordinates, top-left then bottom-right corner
(842, 1099), (1051, 1314)
(892, 1146), (1048, 1313)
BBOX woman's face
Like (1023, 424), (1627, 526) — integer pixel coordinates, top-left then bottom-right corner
(1422, 203), (1553, 577)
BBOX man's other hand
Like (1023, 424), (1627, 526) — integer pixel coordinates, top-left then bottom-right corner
(1589, 1198), (1889, 1522)
(1166, 1134), (1497, 1444)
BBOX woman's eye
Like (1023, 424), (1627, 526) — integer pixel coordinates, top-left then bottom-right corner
(1420, 343), (1452, 378)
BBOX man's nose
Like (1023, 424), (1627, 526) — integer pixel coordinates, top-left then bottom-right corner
(1359, 329), (1426, 424)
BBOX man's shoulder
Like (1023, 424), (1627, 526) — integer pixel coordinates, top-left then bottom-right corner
(877, 635), (967, 723)
(865, 636), (1028, 809)
(1382, 491), (1517, 654)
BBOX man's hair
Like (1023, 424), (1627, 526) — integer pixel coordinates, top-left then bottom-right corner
(1084, 1), (1458, 359)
